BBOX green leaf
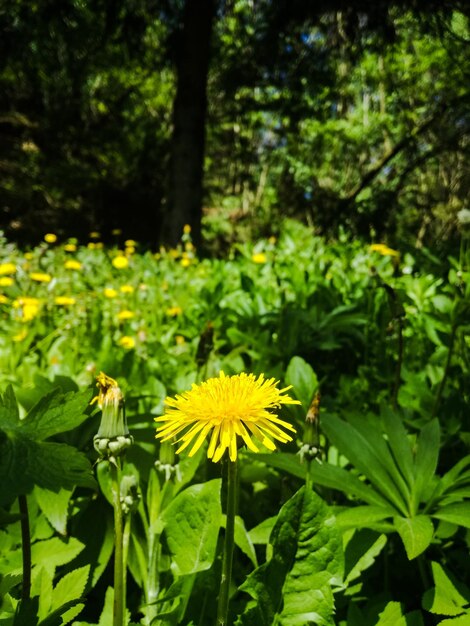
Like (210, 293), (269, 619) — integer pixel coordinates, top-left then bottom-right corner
(233, 515), (258, 567)
(248, 516), (276, 545)
(412, 419), (440, 508)
(31, 537), (85, 577)
(161, 479), (222, 575)
(34, 487), (73, 535)
(49, 565), (89, 622)
(381, 407), (414, 486)
(237, 486), (343, 626)
(321, 415), (408, 515)
(375, 602), (407, 626)
(0, 386), (19, 421)
(246, 452), (306, 479)
(22, 388), (93, 441)
(335, 505), (393, 530)
(394, 515), (434, 560)
(432, 503), (470, 529)
(422, 561), (470, 617)
(343, 529), (387, 585)
(285, 356), (318, 411)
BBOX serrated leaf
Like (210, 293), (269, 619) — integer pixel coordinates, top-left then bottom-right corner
(375, 601), (407, 626)
(161, 479), (222, 575)
(31, 537), (85, 577)
(22, 388), (93, 441)
(238, 486), (343, 626)
(432, 503), (470, 529)
(343, 529), (387, 584)
(285, 356), (318, 411)
(50, 565), (89, 617)
(394, 515), (434, 560)
(34, 487), (73, 535)
(422, 561), (470, 616)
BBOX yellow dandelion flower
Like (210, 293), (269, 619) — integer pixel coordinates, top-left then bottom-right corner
(14, 297), (41, 322)
(185, 241), (194, 252)
(120, 284), (134, 294)
(175, 335), (186, 345)
(155, 371), (299, 463)
(268, 236), (277, 245)
(124, 239), (136, 247)
(117, 310), (134, 321)
(112, 255), (129, 269)
(64, 243), (77, 252)
(55, 296), (76, 305)
(30, 272), (52, 283)
(169, 248), (180, 259)
(44, 233), (57, 243)
(183, 224), (191, 235)
(252, 252), (267, 264)
(13, 329), (28, 342)
(64, 259), (82, 270)
(24, 252), (34, 260)
(89, 231), (101, 239)
(369, 243), (400, 258)
(119, 336), (135, 349)
(0, 263), (16, 275)
(0, 277), (14, 287)
(104, 288), (118, 299)
(166, 306), (182, 317)
(180, 258), (191, 268)
(0, 294), (9, 304)
(125, 246), (135, 255)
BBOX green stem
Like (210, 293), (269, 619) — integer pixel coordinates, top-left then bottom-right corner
(110, 460), (125, 626)
(216, 459), (238, 626)
(18, 495), (31, 602)
(432, 322), (457, 419)
(122, 512), (132, 621)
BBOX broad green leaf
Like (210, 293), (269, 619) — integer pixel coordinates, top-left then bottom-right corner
(49, 566), (90, 623)
(248, 516), (276, 545)
(161, 479), (222, 575)
(432, 503), (470, 529)
(321, 415), (408, 515)
(394, 515), (434, 560)
(381, 407), (414, 486)
(233, 515), (258, 567)
(422, 561), (470, 616)
(285, 356), (318, 411)
(32, 567), (53, 623)
(34, 487), (73, 535)
(31, 537), (85, 577)
(335, 505), (393, 530)
(310, 462), (396, 509)
(0, 385), (19, 421)
(22, 388), (93, 441)
(238, 486), (343, 626)
(247, 452), (306, 479)
(412, 419), (440, 508)
(343, 529), (387, 584)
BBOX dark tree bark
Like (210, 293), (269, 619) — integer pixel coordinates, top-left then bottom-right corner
(165, 0), (216, 247)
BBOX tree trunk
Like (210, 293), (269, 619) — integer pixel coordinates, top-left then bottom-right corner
(165, 0), (216, 247)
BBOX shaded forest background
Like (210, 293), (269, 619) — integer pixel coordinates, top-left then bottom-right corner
(1, 0), (469, 251)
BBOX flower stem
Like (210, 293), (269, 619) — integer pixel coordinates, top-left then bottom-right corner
(110, 460), (125, 626)
(216, 459), (238, 626)
(18, 495), (31, 601)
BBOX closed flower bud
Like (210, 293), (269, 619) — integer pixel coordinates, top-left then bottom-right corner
(92, 372), (133, 459)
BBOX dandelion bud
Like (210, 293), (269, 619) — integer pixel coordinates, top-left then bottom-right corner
(92, 372), (133, 459)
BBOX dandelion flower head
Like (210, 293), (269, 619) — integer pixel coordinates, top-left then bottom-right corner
(155, 371), (299, 463)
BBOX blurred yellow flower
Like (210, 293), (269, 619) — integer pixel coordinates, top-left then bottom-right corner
(112, 228), (122, 236)
(175, 335), (186, 345)
(252, 252), (267, 264)
(166, 306), (182, 317)
(183, 224), (191, 235)
(0, 294), (9, 304)
(180, 258), (191, 268)
(24, 252), (34, 260)
(120, 284), (134, 294)
(369, 243), (400, 258)
(30, 272), (52, 283)
(169, 249), (180, 259)
(44, 233), (57, 244)
(124, 239), (136, 247)
(0, 277), (14, 287)
(104, 288), (118, 299)
(55, 296), (76, 305)
(268, 236), (277, 245)
(119, 336), (135, 349)
(155, 371), (299, 463)
(64, 243), (77, 252)
(117, 310), (135, 321)
(89, 231), (101, 239)
(125, 246), (136, 255)
(13, 329), (28, 342)
(64, 259), (82, 270)
(112, 255), (129, 269)
(0, 263), (16, 275)
(185, 242), (194, 252)
(14, 297), (41, 322)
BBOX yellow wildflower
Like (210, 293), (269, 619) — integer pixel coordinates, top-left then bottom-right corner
(14, 297), (41, 322)
(13, 329), (28, 342)
(119, 336), (136, 349)
(64, 259), (82, 270)
(185, 242), (194, 252)
(64, 243), (77, 252)
(104, 288), (118, 299)
(89, 231), (101, 239)
(24, 252), (34, 260)
(112, 255), (129, 270)
(166, 306), (182, 317)
(175, 335), (186, 345)
(183, 224), (191, 235)
(120, 284), (135, 294)
(252, 252), (267, 264)
(268, 236), (277, 245)
(55, 296), (76, 305)
(180, 258), (191, 268)
(125, 246), (136, 255)
(155, 371), (299, 463)
(369, 243), (400, 258)
(44, 233), (57, 244)
(0, 277), (14, 287)
(117, 310), (135, 321)
(0, 294), (9, 304)
(30, 272), (52, 283)
(0, 263), (16, 275)
(124, 239), (136, 247)
(169, 249), (180, 259)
